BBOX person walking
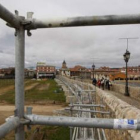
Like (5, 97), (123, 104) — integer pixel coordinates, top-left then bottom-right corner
(106, 79), (109, 89)
(92, 78), (97, 86)
(97, 79), (101, 88)
(108, 80), (112, 90)
(101, 77), (104, 90)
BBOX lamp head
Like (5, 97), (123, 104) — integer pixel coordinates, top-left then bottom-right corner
(92, 64), (95, 70)
(123, 50), (130, 62)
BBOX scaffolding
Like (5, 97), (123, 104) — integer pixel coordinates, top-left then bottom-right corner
(58, 76), (108, 140)
(0, 3), (140, 140)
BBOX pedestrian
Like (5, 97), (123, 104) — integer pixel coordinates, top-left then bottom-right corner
(97, 79), (101, 88)
(92, 78), (97, 86)
(108, 80), (112, 90)
(104, 79), (106, 89)
(106, 79), (109, 89)
(101, 77), (104, 90)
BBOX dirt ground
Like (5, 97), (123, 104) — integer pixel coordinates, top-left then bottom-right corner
(0, 81), (65, 125)
(0, 81), (38, 95)
(0, 85), (14, 95)
(38, 83), (50, 90)
(25, 83), (39, 91)
(0, 103), (65, 125)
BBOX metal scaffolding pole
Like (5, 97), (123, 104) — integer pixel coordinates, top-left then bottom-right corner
(0, 3), (140, 31)
(0, 3), (20, 28)
(25, 114), (140, 130)
(0, 117), (20, 139)
(69, 104), (105, 108)
(15, 24), (25, 140)
(26, 14), (140, 30)
(65, 108), (110, 114)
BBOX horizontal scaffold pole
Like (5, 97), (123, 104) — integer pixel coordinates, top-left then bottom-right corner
(0, 117), (20, 139)
(26, 14), (140, 30)
(0, 3), (20, 28)
(1, 3), (140, 30)
(65, 108), (109, 114)
(25, 114), (140, 130)
(69, 104), (105, 108)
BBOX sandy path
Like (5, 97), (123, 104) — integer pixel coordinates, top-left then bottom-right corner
(25, 83), (39, 90)
(0, 104), (64, 124)
(0, 80), (34, 95)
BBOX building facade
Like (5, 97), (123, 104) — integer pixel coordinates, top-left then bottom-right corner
(70, 65), (91, 79)
(36, 62), (56, 79)
(0, 67), (15, 78)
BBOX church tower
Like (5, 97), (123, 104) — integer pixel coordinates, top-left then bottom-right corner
(62, 60), (67, 69)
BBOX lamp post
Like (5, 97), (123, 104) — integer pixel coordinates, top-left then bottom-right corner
(123, 50), (130, 96)
(92, 63), (95, 79)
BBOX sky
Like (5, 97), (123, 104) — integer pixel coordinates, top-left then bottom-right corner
(0, 0), (140, 69)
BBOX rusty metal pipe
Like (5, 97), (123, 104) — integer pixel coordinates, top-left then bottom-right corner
(26, 14), (140, 29)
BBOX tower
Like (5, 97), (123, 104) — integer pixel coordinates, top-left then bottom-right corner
(62, 60), (67, 69)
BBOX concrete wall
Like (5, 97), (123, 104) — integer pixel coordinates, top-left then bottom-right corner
(111, 83), (140, 101)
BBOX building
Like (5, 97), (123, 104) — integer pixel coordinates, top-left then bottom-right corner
(121, 66), (140, 73)
(95, 66), (140, 80)
(94, 67), (120, 80)
(70, 65), (91, 79)
(25, 69), (36, 78)
(121, 66), (140, 80)
(59, 62), (140, 80)
(59, 61), (91, 79)
(0, 67), (36, 79)
(0, 67), (15, 78)
(36, 62), (56, 79)
(109, 72), (126, 80)
(59, 60), (70, 77)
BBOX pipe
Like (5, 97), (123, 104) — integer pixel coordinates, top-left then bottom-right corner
(0, 3), (20, 28)
(65, 108), (110, 114)
(15, 25), (25, 140)
(69, 104), (105, 108)
(25, 114), (113, 129)
(0, 117), (20, 139)
(26, 14), (140, 30)
(25, 114), (140, 130)
(97, 128), (102, 140)
(101, 129), (107, 140)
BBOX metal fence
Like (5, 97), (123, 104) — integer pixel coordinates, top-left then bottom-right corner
(0, 3), (140, 140)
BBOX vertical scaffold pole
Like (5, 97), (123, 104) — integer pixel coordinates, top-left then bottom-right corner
(15, 24), (25, 140)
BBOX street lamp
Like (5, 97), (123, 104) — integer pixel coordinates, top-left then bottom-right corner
(123, 50), (130, 96)
(92, 63), (95, 79)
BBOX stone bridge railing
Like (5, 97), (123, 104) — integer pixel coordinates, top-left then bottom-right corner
(95, 86), (140, 140)
(111, 83), (140, 101)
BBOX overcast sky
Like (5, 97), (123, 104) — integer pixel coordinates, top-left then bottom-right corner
(0, 0), (140, 69)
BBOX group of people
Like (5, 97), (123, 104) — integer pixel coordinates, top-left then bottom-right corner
(92, 77), (112, 90)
